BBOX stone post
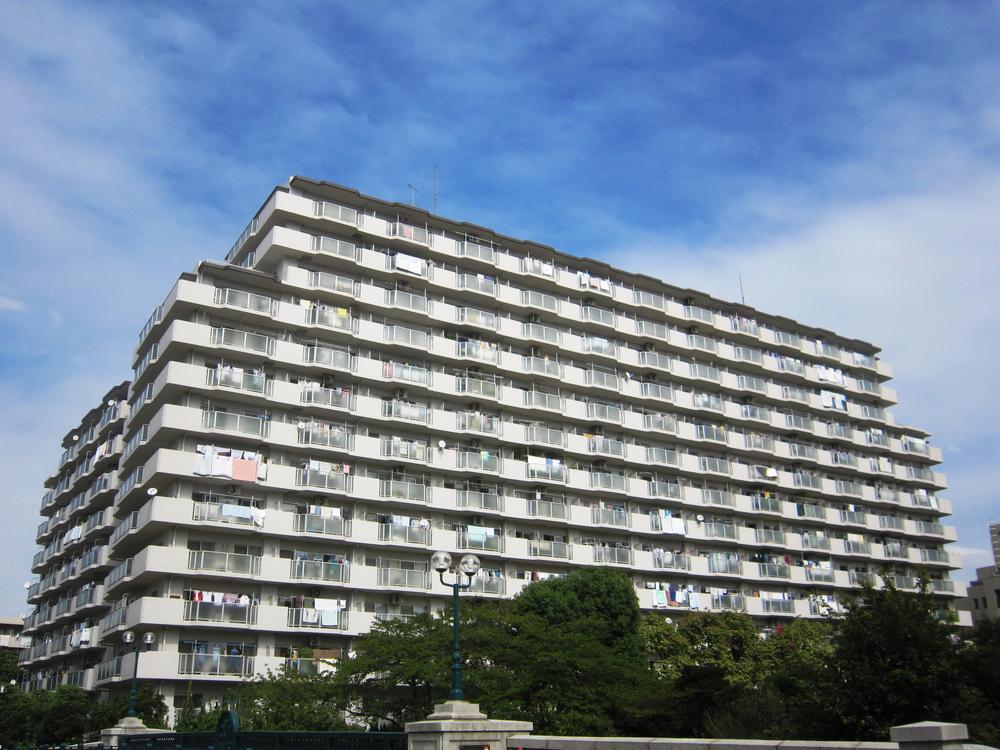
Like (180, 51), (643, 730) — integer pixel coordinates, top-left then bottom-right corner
(406, 700), (533, 750)
(101, 716), (170, 748)
(891, 721), (969, 750)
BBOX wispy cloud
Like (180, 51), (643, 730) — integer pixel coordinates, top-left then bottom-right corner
(0, 296), (26, 312)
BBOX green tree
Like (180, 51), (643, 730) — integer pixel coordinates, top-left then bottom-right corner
(0, 650), (19, 685)
(828, 580), (959, 739)
(334, 612), (451, 728)
(227, 667), (349, 730)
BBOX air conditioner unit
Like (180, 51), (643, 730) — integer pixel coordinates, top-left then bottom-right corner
(643, 343), (654, 351)
(394, 389), (408, 399)
(321, 374), (335, 387)
(527, 313), (540, 323)
(389, 594), (401, 605)
(688, 325), (699, 334)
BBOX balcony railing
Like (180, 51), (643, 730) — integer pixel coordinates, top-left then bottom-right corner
(712, 594), (746, 611)
(286, 607), (347, 630)
(187, 550), (261, 576)
(457, 531), (503, 552)
(524, 390), (562, 410)
(296, 468), (353, 492)
(290, 558), (349, 582)
(708, 557), (741, 574)
(183, 601), (258, 625)
(755, 529), (786, 545)
(593, 546), (631, 565)
(590, 472), (627, 492)
(527, 499), (567, 519)
(528, 540), (571, 559)
(379, 479), (429, 502)
(214, 288), (276, 316)
(468, 577), (505, 595)
(759, 563), (790, 579)
(379, 524), (431, 545)
(653, 552), (690, 570)
(294, 514), (350, 537)
(303, 344), (352, 370)
(526, 425), (563, 446)
(193, 502), (258, 527)
(523, 356), (562, 378)
(457, 377), (498, 400)
(457, 451), (499, 472)
(805, 567), (835, 583)
(312, 235), (357, 259)
(457, 490), (502, 511)
(211, 327), (275, 356)
(591, 507), (629, 527)
(377, 568), (430, 589)
(202, 411), (269, 438)
(178, 653), (254, 677)
(763, 599), (794, 614)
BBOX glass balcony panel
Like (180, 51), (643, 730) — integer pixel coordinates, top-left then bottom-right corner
(379, 479), (429, 502)
(294, 513), (349, 537)
(377, 568), (430, 588)
(290, 558), (349, 582)
(379, 524), (431, 545)
(528, 499), (568, 519)
(528, 540), (571, 558)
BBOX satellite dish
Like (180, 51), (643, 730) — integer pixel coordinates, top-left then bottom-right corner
(297, 421), (306, 430)
(146, 488), (158, 497)
(71, 435), (79, 442)
(438, 440), (447, 449)
(696, 514), (705, 522)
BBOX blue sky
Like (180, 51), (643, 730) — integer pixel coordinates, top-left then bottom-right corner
(1, 0), (999, 614)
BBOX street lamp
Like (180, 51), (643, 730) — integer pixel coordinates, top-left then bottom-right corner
(122, 630), (156, 718)
(432, 551), (481, 701)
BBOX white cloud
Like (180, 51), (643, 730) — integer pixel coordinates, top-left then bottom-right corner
(0, 296), (26, 312)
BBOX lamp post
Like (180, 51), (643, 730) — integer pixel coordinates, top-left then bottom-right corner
(121, 630), (156, 718)
(431, 551), (481, 701)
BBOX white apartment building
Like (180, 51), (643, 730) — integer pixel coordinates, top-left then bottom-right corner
(21, 176), (966, 717)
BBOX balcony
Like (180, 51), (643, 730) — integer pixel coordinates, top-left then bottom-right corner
(193, 502), (260, 527)
(879, 516), (905, 531)
(385, 289), (428, 313)
(380, 478), (430, 502)
(377, 568), (430, 589)
(591, 507), (629, 527)
(759, 563), (791, 578)
(202, 411), (269, 438)
(384, 325), (429, 349)
(915, 521), (945, 535)
(801, 535), (831, 550)
(588, 436), (625, 457)
(587, 402), (622, 422)
(303, 344), (352, 370)
(593, 546), (631, 565)
(644, 413), (677, 433)
(755, 529), (786, 545)
(309, 270), (357, 296)
(521, 259), (556, 281)
(708, 557), (742, 574)
(286, 607), (347, 630)
(457, 450), (499, 472)
(457, 240), (495, 263)
(646, 447), (678, 465)
(290, 558), (349, 582)
(308, 305), (356, 332)
(841, 510), (867, 525)
(382, 400), (430, 423)
(581, 306), (616, 327)
(178, 653), (254, 677)
(379, 523), (431, 545)
(638, 351), (671, 370)
(527, 499), (568, 519)
(214, 288), (276, 316)
(96, 656), (122, 681)
(762, 599), (794, 614)
(296, 468), (353, 492)
(522, 355), (563, 378)
(457, 377), (498, 400)
(685, 305), (715, 324)
(849, 572), (874, 586)
(457, 413), (500, 435)
(653, 552), (690, 570)
(712, 594), (746, 611)
(381, 439), (428, 462)
(528, 540), (571, 559)
(210, 327), (275, 356)
(797, 503), (826, 520)
(843, 540), (871, 555)
(590, 472), (627, 492)
(920, 549), (950, 563)
(457, 308), (497, 328)
(295, 513), (350, 537)
(456, 340), (498, 362)
(523, 322), (560, 344)
(468, 576), (506, 595)
(805, 567), (835, 583)
(705, 522), (738, 540)
(648, 480), (681, 498)
(457, 531), (503, 552)
(457, 273), (496, 296)
(311, 235), (357, 260)
(526, 425), (563, 446)
(524, 390), (562, 410)
(457, 490), (502, 511)
(188, 550), (261, 576)
(383, 361), (431, 385)
(301, 384), (355, 410)
(183, 601), (258, 625)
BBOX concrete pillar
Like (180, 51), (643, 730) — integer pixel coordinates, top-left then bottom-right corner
(406, 701), (533, 750)
(891, 721), (969, 750)
(100, 717), (169, 748)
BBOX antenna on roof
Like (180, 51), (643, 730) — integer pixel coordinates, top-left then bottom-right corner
(738, 274), (746, 306)
(407, 184), (417, 206)
(433, 164), (439, 214)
